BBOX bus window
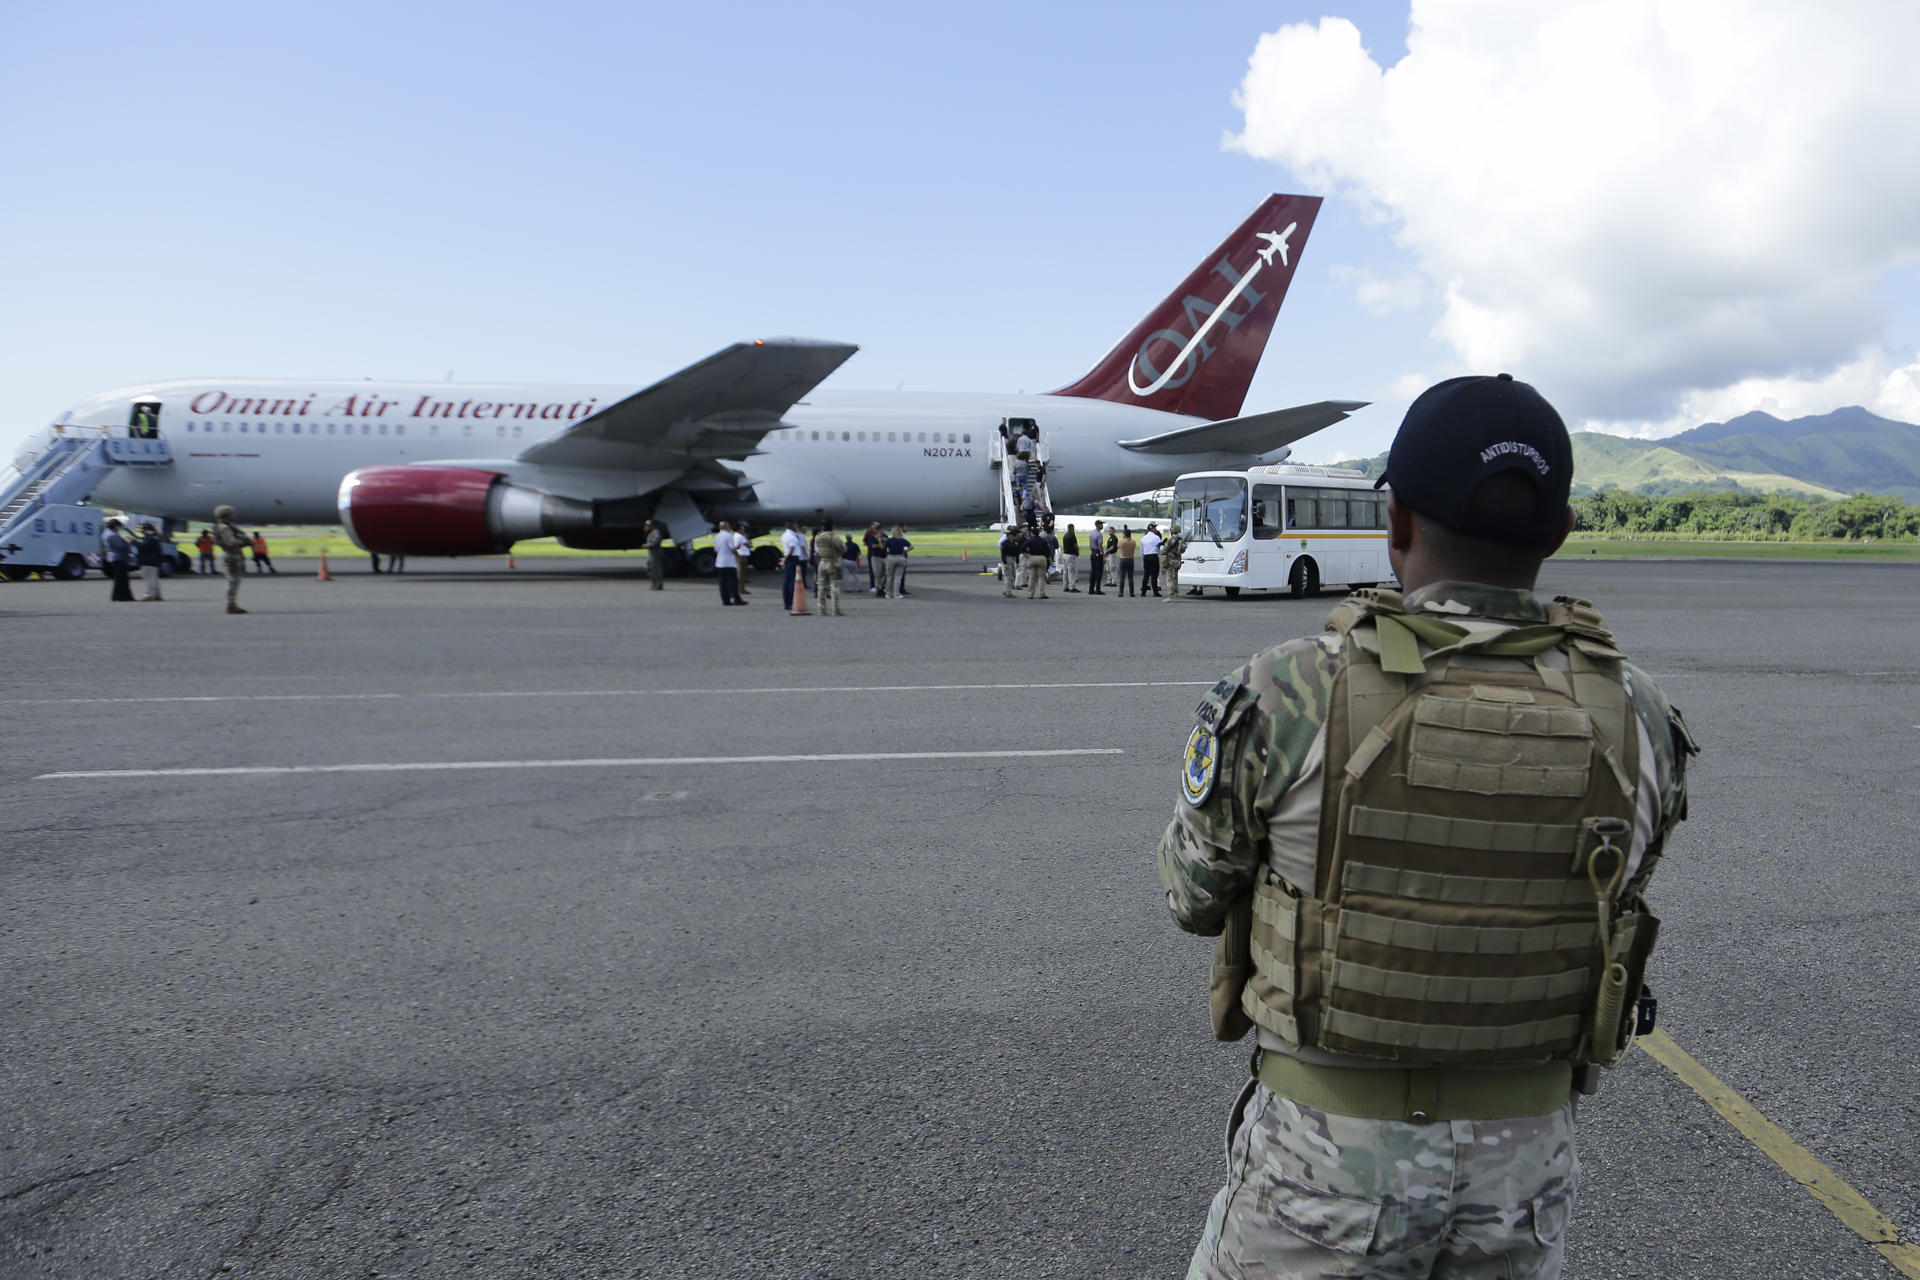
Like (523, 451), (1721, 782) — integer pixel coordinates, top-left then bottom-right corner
(1317, 489), (1349, 528)
(1172, 475), (1246, 543)
(1285, 493), (1310, 528)
(1251, 484), (1283, 539)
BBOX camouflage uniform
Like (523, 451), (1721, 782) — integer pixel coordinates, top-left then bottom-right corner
(211, 510), (249, 613)
(1159, 581), (1692, 1280)
(1164, 529), (1185, 600)
(813, 530), (846, 617)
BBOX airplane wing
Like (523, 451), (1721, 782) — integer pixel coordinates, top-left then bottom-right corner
(516, 337), (859, 468)
(1116, 400), (1368, 455)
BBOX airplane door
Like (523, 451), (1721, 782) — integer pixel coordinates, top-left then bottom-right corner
(129, 400), (162, 438)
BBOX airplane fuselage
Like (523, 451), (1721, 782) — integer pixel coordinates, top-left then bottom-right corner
(27, 380), (1273, 531)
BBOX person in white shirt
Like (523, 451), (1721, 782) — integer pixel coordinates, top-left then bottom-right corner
(714, 522), (746, 605)
(1140, 524), (1165, 597)
(729, 526), (754, 596)
(779, 520), (807, 610)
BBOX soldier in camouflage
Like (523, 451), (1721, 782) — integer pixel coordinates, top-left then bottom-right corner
(211, 505), (250, 614)
(812, 519), (847, 617)
(1163, 525), (1185, 601)
(1159, 375), (1695, 1279)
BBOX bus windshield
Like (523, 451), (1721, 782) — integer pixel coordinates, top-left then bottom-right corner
(1174, 475), (1247, 544)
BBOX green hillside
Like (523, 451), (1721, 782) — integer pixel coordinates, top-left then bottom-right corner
(1669, 407), (1920, 503)
(1567, 433), (1845, 498)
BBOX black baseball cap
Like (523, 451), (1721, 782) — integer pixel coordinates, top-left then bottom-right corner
(1376, 373), (1573, 549)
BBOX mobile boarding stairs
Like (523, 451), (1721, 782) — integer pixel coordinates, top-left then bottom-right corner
(0, 430), (172, 579)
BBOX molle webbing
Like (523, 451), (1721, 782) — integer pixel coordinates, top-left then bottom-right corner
(1244, 591), (1646, 1065)
(1330, 958), (1591, 1005)
(1339, 909), (1594, 956)
(1346, 806), (1581, 856)
(1321, 1009), (1584, 1057)
(1341, 859), (1593, 908)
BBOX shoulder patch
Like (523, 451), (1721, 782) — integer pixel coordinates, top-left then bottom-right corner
(1181, 724), (1219, 806)
(1194, 676), (1245, 733)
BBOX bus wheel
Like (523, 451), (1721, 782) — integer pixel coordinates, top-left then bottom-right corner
(1288, 558), (1319, 599)
(1223, 586), (1240, 599)
(52, 554), (88, 581)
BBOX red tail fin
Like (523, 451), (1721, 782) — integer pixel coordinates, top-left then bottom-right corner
(1050, 194), (1322, 423)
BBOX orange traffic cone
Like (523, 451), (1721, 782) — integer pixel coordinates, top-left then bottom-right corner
(790, 573), (810, 616)
(317, 550), (332, 581)
(507, 553), (516, 570)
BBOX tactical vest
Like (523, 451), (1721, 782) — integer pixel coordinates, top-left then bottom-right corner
(1239, 589), (1658, 1068)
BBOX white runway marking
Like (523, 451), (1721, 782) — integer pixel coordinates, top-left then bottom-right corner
(10, 680), (1211, 708)
(36, 748), (1125, 781)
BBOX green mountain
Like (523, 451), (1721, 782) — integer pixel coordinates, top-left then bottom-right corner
(1566, 434), (1844, 499)
(1328, 406), (1920, 500)
(1667, 407), (1920, 503)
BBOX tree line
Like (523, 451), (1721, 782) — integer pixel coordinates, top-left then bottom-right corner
(1062, 489), (1920, 540)
(1572, 490), (1920, 540)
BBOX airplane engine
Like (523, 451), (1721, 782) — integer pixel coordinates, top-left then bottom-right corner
(337, 465), (596, 555)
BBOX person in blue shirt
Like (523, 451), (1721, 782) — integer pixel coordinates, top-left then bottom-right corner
(883, 526), (912, 598)
(101, 518), (135, 601)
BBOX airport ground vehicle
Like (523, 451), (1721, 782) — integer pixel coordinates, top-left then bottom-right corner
(1173, 464), (1393, 598)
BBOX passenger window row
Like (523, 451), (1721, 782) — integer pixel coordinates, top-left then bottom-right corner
(777, 429), (970, 444)
(179, 421), (527, 439)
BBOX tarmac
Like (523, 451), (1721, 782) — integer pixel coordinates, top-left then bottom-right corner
(3, 555), (1917, 1279)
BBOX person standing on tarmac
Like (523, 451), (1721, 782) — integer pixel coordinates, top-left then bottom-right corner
(713, 521), (746, 606)
(1140, 523), (1164, 596)
(812, 519), (847, 617)
(883, 526), (912, 598)
(195, 528), (216, 575)
(102, 518), (135, 602)
(250, 530), (277, 574)
(999, 526), (1023, 597)
(644, 519), (666, 590)
(779, 520), (807, 608)
(1160, 374), (1697, 1280)
(1022, 526), (1051, 599)
(1161, 523), (1184, 601)
(1116, 527), (1137, 596)
(211, 505), (249, 613)
(1088, 520), (1106, 595)
(1059, 523), (1081, 592)
(864, 523), (886, 595)
(136, 523), (166, 601)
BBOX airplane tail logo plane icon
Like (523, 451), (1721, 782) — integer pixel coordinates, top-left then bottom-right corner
(1051, 194), (1322, 424)
(1125, 222), (1297, 398)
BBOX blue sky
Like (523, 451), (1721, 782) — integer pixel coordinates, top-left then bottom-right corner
(5, 1), (1918, 468)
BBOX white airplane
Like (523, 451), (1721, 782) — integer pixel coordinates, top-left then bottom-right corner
(11, 194), (1364, 569)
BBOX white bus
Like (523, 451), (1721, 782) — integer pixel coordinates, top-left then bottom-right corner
(1174, 464), (1394, 598)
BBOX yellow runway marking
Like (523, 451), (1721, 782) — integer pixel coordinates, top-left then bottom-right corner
(1638, 1028), (1920, 1277)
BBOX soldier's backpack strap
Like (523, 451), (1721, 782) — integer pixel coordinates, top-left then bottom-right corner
(1548, 596), (1625, 658)
(1324, 587), (1406, 640)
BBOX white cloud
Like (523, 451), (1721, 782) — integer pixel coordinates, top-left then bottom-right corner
(1333, 266), (1425, 315)
(1228, 2), (1920, 432)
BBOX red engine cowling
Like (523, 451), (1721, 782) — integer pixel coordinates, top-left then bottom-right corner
(338, 466), (503, 556)
(337, 466), (597, 556)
